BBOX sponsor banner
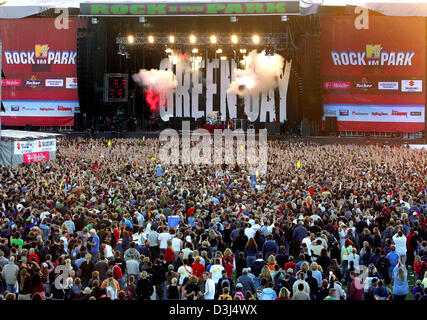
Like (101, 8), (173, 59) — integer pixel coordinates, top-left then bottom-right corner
(321, 16), (425, 132)
(378, 82), (399, 90)
(36, 139), (57, 153)
(25, 77), (43, 88)
(337, 121), (424, 132)
(66, 77), (78, 89)
(23, 151), (50, 164)
(323, 104), (425, 123)
(14, 140), (36, 155)
(1, 79), (21, 86)
(0, 18), (80, 125)
(45, 79), (64, 87)
(323, 81), (351, 90)
(14, 139), (56, 155)
(1, 116), (74, 127)
(401, 80), (423, 92)
(3, 101), (79, 117)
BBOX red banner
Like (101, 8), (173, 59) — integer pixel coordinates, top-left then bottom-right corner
(321, 16), (425, 133)
(23, 151), (50, 164)
(0, 17), (80, 126)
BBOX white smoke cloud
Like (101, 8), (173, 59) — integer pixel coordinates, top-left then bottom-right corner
(132, 69), (178, 93)
(227, 50), (284, 97)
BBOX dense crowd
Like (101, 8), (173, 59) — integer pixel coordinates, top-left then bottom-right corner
(0, 137), (426, 301)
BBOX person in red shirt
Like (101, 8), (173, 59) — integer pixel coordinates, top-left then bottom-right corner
(222, 248), (234, 266)
(164, 241), (175, 264)
(112, 223), (120, 244)
(191, 256), (205, 278)
(28, 248), (39, 265)
(224, 257), (234, 278)
(413, 255), (425, 278)
(284, 256), (296, 273)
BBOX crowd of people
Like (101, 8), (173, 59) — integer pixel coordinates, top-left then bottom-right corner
(0, 136), (426, 301)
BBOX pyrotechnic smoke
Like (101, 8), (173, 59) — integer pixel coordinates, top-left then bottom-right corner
(132, 69), (177, 112)
(227, 50), (284, 97)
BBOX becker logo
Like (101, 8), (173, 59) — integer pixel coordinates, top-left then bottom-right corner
(410, 112), (422, 116)
(58, 106), (72, 111)
(355, 77), (373, 91)
(25, 75), (42, 88)
(392, 110), (407, 117)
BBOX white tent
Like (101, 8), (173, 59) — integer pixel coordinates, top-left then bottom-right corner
(2, 0), (427, 19)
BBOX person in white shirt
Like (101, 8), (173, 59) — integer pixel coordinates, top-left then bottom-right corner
(172, 233), (183, 259)
(251, 219), (262, 233)
(103, 243), (114, 259)
(182, 242), (194, 260)
(60, 231), (69, 253)
(302, 235), (313, 257)
(158, 227), (172, 253)
(134, 211), (145, 227)
(392, 231), (407, 265)
(177, 259), (193, 286)
(203, 272), (215, 300)
(244, 226), (255, 239)
(209, 259), (225, 284)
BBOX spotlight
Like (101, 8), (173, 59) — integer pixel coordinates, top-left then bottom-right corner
(169, 35), (175, 44)
(171, 55), (179, 64)
(230, 16), (238, 23)
(127, 35), (134, 44)
(91, 17), (98, 25)
(231, 35), (238, 44)
(216, 48), (223, 54)
(210, 35), (217, 44)
(192, 48), (199, 54)
(165, 48), (173, 54)
(220, 56), (227, 61)
(239, 48), (247, 54)
(252, 35), (260, 44)
(281, 15), (288, 22)
(148, 35), (154, 44)
(189, 35), (196, 44)
(139, 16), (147, 23)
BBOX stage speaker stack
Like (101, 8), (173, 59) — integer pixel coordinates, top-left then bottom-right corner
(77, 27), (96, 121)
(265, 123), (281, 135)
(300, 34), (322, 122)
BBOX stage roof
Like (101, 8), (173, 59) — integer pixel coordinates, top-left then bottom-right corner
(1, 1), (427, 18)
(0, 129), (62, 140)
